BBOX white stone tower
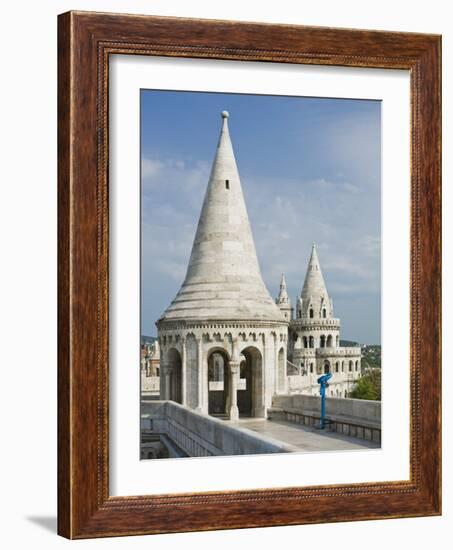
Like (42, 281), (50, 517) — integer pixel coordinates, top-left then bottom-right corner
(157, 111), (288, 419)
(295, 242), (338, 345)
(276, 273), (293, 321)
(289, 243), (361, 397)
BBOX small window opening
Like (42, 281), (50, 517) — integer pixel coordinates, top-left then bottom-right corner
(225, 179), (230, 189)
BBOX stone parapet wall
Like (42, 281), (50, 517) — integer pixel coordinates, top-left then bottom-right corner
(141, 400), (298, 457)
(293, 347), (361, 360)
(141, 374), (160, 394)
(290, 318), (340, 329)
(272, 394), (380, 422)
(316, 347), (361, 357)
(287, 373), (358, 396)
(270, 394), (381, 443)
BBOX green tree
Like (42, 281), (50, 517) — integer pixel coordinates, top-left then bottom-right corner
(350, 369), (381, 400)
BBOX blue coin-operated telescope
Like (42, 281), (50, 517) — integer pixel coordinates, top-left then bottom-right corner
(317, 373), (332, 429)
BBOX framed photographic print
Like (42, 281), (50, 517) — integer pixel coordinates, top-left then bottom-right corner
(58, 11), (441, 538)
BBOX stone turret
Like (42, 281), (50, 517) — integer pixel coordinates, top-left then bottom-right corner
(276, 273), (293, 321)
(289, 243), (361, 398)
(156, 112), (288, 419)
(297, 242), (333, 320)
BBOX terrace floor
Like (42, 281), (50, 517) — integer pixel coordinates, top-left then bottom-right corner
(229, 418), (379, 452)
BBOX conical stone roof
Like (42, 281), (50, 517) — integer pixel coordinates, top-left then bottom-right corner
(158, 112), (285, 324)
(276, 273), (291, 307)
(300, 243), (331, 318)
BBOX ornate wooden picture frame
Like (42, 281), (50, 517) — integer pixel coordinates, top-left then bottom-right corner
(58, 11), (441, 539)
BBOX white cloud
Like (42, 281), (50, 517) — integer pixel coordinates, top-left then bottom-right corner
(141, 158), (164, 179)
(141, 137), (381, 343)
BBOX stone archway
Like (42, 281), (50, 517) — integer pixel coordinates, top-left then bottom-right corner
(167, 348), (182, 403)
(238, 346), (263, 418)
(207, 349), (230, 416)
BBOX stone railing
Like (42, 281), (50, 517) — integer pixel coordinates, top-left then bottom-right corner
(316, 347), (362, 357)
(141, 401), (298, 457)
(141, 374), (160, 395)
(288, 372), (358, 386)
(270, 394), (381, 444)
(290, 318), (340, 329)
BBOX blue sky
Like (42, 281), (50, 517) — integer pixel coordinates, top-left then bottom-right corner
(141, 90), (381, 344)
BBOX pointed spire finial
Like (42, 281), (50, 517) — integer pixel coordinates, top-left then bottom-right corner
(221, 110), (229, 119)
(277, 272), (291, 306)
(312, 241), (316, 249)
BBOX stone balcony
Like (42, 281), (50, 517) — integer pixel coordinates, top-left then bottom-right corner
(290, 317), (341, 329)
(295, 346), (362, 358)
(316, 346), (361, 357)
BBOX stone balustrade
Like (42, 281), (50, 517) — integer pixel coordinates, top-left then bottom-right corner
(270, 394), (381, 443)
(141, 400), (298, 457)
(291, 318), (340, 328)
(140, 374), (160, 395)
(315, 347), (362, 357)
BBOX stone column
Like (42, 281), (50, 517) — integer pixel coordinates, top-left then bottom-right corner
(181, 337), (187, 406)
(274, 334), (279, 394)
(196, 337), (203, 411)
(282, 339), (288, 394)
(228, 337), (240, 421)
(263, 333), (273, 415)
(164, 365), (172, 400)
(228, 362), (240, 422)
(158, 359), (164, 399)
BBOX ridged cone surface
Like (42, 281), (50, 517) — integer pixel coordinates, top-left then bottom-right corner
(301, 244), (330, 316)
(159, 114), (285, 323)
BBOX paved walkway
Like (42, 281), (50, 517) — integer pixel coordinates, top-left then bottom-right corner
(231, 418), (379, 452)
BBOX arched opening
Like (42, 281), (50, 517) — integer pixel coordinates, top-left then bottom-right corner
(208, 349), (229, 416)
(322, 308), (326, 318)
(309, 336), (314, 348)
(326, 335), (333, 347)
(309, 308), (314, 318)
(320, 335), (326, 348)
(324, 360), (330, 374)
(335, 362), (339, 373)
(238, 346), (263, 418)
(355, 360), (359, 371)
(167, 348), (182, 403)
(303, 336), (308, 348)
(349, 360), (353, 372)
